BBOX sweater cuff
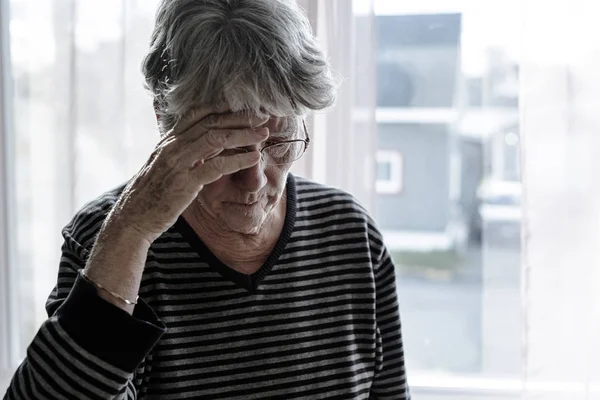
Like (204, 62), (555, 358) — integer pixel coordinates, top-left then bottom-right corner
(56, 270), (167, 372)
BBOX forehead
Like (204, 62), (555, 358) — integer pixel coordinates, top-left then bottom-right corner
(264, 116), (299, 138)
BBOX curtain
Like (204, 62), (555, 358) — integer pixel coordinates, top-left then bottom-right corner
(7, 0), (160, 359)
(522, 0), (600, 398)
(0, 0), (18, 383)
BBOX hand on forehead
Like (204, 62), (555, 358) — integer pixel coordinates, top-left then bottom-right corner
(174, 106), (296, 138)
(173, 106), (270, 135)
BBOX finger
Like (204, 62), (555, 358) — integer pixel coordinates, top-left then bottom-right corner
(173, 108), (270, 138)
(201, 111), (270, 131)
(203, 127), (269, 150)
(192, 151), (261, 185)
(173, 110), (271, 153)
(171, 105), (231, 136)
(182, 128), (268, 167)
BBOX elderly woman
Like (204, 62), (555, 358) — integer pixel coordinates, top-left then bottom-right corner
(5, 0), (409, 399)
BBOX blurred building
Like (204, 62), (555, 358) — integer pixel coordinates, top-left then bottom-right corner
(374, 13), (520, 251)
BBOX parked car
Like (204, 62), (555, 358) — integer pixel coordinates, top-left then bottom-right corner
(470, 179), (522, 246)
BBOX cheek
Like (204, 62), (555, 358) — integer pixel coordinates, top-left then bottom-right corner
(265, 166), (290, 190)
(201, 176), (232, 201)
(201, 166), (289, 201)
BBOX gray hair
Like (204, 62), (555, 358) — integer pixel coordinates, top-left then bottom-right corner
(142, 0), (337, 133)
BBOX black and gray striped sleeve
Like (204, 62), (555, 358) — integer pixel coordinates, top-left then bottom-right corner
(369, 236), (411, 399)
(4, 210), (166, 400)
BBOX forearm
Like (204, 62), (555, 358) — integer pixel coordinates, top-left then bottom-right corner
(84, 217), (153, 315)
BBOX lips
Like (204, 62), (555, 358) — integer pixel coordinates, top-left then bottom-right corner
(228, 201), (258, 206)
(225, 195), (262, 206)
(234, 199), (260, 205)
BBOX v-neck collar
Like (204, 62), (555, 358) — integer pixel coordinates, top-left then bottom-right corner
(174, 174), (297, 292)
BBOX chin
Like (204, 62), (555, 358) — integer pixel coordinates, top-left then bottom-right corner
(220, 212), (267, 235)
(223, 221), (264, 235)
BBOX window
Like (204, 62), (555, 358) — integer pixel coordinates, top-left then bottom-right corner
(372, 1), (522, 398)
(376, 150), (403, 194)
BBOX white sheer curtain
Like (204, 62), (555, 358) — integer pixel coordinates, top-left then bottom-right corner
(0, 0), (18, 387)
(7, 0), (159, 361)
(522, 0), (600, 398)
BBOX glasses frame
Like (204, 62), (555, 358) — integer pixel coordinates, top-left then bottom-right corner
(229, 119), (310, 166)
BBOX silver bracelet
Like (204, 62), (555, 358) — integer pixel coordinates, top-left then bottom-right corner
(81, 270), (139, 306)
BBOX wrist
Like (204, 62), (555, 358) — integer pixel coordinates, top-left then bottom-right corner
(100, 216), (157, 249)
(84, 220), (152, 315)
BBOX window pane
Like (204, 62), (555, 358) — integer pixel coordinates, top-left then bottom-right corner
(377, 161), (392, 181)
(373, 0), (522, 391)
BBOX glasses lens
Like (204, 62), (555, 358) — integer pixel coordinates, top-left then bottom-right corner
(264, 142), (305, 165)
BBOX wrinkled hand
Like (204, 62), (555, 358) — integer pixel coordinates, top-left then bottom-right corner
(110, 109), (269, 243)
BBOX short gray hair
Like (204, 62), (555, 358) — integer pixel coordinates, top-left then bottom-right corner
(142, 0), (337, 133)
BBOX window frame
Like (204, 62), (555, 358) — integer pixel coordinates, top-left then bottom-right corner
(375, 149), (403, 194)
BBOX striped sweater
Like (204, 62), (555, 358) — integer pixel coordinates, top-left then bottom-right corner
(4, 174), (410, 400)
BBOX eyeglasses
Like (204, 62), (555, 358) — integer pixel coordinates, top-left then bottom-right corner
(221, 120), (310, 166)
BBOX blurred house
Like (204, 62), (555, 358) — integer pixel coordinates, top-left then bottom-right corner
(374, 13), (520, 252)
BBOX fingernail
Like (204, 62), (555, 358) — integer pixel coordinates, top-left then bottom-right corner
(255, 127), (269, 136)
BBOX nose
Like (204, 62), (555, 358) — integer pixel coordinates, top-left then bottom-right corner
(231, 156), (267, 193)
